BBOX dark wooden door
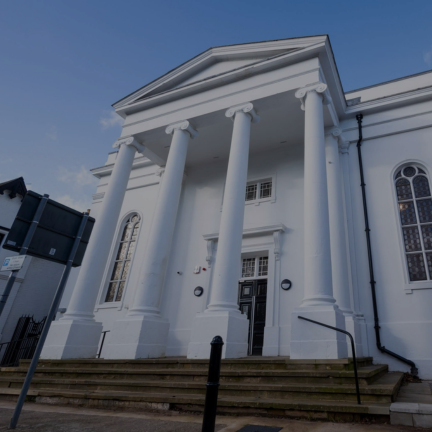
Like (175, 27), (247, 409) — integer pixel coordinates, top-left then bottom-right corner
(238, 280), (267, 355)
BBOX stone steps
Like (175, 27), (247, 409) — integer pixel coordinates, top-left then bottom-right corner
(18, 357), (374, 371)
(0, 371), (402, 403)
(1, 364), (388, 385)
(0, 387), (392, 421)
(0, 357), (403, 422)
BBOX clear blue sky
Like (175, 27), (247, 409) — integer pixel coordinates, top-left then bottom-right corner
(1, 0), (432, 211)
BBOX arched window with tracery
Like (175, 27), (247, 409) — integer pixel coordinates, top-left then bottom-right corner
(395, 165), (432, 282)
(105, 214), (141, 302)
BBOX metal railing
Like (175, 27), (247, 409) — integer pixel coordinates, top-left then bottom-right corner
(298, 316), (361, 405)
(96, 331), (110, 359)
(0, 335), (41, 367)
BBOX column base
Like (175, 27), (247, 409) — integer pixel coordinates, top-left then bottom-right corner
(344, 313), (363, 358)
(187, 310), (249, 359)
(290, 305), (348, 359)
(104, 315), (169, 359)
(41, 319), (103, 359)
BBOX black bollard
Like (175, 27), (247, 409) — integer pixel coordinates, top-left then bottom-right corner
(202, 335), (224, 432)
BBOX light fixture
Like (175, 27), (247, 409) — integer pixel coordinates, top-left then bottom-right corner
(194, 286), (204, 297)
(280, 141), (287, 144)
(281, 279), (292, 290)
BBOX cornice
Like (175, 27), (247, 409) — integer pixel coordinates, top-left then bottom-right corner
(117, 42), (326, 118)
(225, 103), (260, 123)
(344, 85), (432, 115)
(113, 36), (328, 110)
(122, 65), (321, 132)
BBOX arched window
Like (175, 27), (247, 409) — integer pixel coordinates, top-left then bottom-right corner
(105, 214), (141, 302)
(395, 165), (432, 282)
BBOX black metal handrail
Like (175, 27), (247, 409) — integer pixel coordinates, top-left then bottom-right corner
(96, 331), (110, 359)
(298, 316), (361, 404)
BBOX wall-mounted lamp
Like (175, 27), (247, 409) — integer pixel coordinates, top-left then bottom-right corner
(281, 279), (292, 291)
(194, 286), (204, 297)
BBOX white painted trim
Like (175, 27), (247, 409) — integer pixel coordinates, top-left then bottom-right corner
(390, 161), (432, 292)
(95, 211), (144, 311)
(203, 224), (286, 242)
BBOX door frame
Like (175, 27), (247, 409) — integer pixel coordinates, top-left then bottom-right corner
(239, 239), (281, 356)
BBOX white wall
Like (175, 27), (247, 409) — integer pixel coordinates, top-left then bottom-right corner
(342, 100), (432, 379)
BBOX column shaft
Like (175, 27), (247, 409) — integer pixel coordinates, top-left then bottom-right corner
(105, 121), (196, 359)
(208, 111), (252, 311)
(325, 132), (352, 314)
(290, 84), (347, 359)
(302, 90), (335, 305)
(66, 143), (137, 319)
(187, 103), (258, 359)
(41, 138), (140, 359)
(130, 127), (190, 315)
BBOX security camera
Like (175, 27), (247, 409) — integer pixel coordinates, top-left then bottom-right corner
(177, 271), (183, 275)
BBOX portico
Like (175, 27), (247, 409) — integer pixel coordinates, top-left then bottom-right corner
(42, 36), (361, 362)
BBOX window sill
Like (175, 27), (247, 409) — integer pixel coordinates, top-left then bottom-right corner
(95, 302), (123, 311)
(404, 282), (432, 293)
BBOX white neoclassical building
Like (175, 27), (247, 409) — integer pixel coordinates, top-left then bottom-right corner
(42, 35), (432, 379)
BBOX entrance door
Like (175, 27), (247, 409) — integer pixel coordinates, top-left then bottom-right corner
(238, 280), (267, 356)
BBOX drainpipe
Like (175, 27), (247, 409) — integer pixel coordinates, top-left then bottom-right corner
(356, 114), (418, 377)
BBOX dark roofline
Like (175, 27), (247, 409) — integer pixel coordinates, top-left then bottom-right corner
(112, 34), (328, 107)
(345, 68), (432, 94)
(0, 177), (27, 200)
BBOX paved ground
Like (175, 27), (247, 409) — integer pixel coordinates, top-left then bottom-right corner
(396, 382), (432, 404)
(0, 402), (428, 432)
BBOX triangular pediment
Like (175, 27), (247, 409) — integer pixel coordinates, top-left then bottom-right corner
(113, 35), (328, 111)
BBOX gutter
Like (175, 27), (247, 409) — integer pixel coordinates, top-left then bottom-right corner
(356, 114), (418, 377)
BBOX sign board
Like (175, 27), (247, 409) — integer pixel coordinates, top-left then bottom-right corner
(1, 256), (26, 272)
(2, 191), (95, 267)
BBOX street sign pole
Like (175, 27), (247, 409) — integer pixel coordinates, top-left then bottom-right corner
(0, 194), (49, 318)
(9, 213), (89, 430)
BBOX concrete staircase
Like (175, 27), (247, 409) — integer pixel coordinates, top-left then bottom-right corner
(0, 357), (403, 422)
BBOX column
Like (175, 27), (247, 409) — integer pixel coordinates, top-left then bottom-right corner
(105, 121), (197, 359)
(41, 136), (144, 359)
(290, 83), (348, 359)
(188, 103), (259, 359)
(326, 129), (363, 356)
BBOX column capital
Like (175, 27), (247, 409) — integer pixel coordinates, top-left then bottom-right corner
(295, 83), (330, 111)
(326, 128), (350, 154)
(113, 136), (145, 153)
(225, 102), (260, 123)
(326, 127), (342, 139)
(165, 120), (198, 139)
